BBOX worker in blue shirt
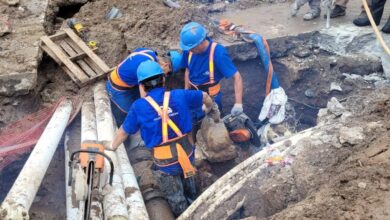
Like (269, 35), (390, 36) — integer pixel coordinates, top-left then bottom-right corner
(109, 60), (212, 216)
(106, 48), (184, 126)
(179, 22), (244, 137)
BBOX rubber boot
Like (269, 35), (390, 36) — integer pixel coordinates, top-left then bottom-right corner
(353, 0), (386, 27)
(382, 16), (390, 33)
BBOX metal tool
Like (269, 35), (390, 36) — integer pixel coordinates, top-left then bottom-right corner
(68, 141), (113, 220)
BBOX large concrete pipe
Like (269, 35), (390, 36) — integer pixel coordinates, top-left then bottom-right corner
(178, 128), (315, 220)
(80, 100), (103, 220)
(0, 100), (73, 220)
(93, 82), (149, 220)
(93, 83), (128, 220)
(64, 132), (83, 220)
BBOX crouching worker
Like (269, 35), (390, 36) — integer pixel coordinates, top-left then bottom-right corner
(109, 60), (213, 216)
(107, 48), (183, 126)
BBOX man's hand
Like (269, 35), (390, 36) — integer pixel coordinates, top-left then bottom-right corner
(202, 104), (212, 114)
(102, 140), (115, 151)
(231, 103), (243, 116)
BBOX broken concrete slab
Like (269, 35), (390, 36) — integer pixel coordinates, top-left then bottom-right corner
(0, 15), (11, 36)
(198, 116), (237, 162)
(0, 0), (49, 96)
(327, 97), (345, 117)
(339, 126), (365, 145)
(1, 0), (19, 6)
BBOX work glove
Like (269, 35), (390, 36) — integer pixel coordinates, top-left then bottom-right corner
(231, 103), (243, 116)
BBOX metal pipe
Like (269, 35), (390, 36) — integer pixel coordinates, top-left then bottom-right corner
(93, 82), (129, 220)
(0, 100), (72, 220)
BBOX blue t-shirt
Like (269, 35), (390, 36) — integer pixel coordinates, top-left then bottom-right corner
(117, 48), (158, 86)
(122, 88), (203, 148)
(182, 40), (238, 85)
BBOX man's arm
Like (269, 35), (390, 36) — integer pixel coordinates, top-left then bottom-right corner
(233, 71), (243, 104)
(202, 91), (213, 112)
(184, 68), (190, 89)
(110, 126), (129, 151)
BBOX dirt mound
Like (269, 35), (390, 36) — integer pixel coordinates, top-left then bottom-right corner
(262, 88), (390, 220)
(69, 0), (211, 67)
(226, 88), (390, 220)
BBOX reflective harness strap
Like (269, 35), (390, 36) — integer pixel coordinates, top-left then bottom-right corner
(188, 42), (217, 87)
(144, 92), (183, 143)
(262, 38), (273, 96)
(109, 50), (156, 90)
(144, 92), (195, 178)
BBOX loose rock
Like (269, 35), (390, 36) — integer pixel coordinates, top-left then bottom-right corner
(339, 126), (365, 145)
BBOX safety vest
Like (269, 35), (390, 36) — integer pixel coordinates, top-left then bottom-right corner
(188, 42), (221, 96)
(108, 50), (156, 90)
(144, 92), (196, 178)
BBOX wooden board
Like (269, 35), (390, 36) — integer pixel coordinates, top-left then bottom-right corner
(40, 29), (112, 87)
(41, 36), (89, 83)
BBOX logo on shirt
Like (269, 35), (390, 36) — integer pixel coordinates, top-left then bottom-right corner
(153, 106), (178, 121)
(161, 106), (173, 114)
(202, 71), (210, 76)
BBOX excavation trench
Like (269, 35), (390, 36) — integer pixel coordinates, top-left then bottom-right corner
(0, 30), (386, 219)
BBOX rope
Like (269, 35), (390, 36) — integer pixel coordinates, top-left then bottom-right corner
(362, 0), (390, 55)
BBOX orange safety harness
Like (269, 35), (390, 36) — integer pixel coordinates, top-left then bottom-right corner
(144, 92), (196, 178)
(109, 50), (156, 91)
(188, 42), (221, 96)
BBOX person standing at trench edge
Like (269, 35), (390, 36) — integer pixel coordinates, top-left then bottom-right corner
(179, 22), (244, 137)
(106, 48), (184, 126)
(109, 60), (213, 216)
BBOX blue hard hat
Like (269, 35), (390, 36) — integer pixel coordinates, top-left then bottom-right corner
(180, 22), (207, 51)
(137, 60), (164, 83)
(168, 50), (184, 73)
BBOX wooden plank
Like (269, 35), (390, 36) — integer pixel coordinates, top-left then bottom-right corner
(69, 53), (87, 61)
(49, 31), (67, 41)
(77, 60), (97, 77)
(63, 28), (111, 73)
(40, 43), (83, 86)
(58, 40), (96, 77)
(83, 57), (104, 76)
(40, 44), (62, 64)
(64, 38), (83, 54)
(63, 66), (83, 86)
(41, 36), (89, 83)
(59, 40), (77, 56)
(65, 38), (98, 54)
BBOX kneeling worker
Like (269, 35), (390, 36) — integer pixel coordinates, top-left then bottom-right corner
(109, 60), (212, 216)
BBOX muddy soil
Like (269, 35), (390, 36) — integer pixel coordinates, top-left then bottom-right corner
(262, 87), (390, 220)
(187, 86), (390, 220)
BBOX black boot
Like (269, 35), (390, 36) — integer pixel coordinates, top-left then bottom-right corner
(353, 0), (387, 27)
(382, 16), (390, 33)
(324, 5), (346, 19)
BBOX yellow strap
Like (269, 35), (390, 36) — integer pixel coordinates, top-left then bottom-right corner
(129, 50), (156, 61)
(209, 42), (217, 84)
(162, 92), (170, 143)
(144, 92), (183, 143)
(188, 42), (217, 85)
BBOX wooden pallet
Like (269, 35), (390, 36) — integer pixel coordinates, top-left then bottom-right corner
(40, 28), (112, 87)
